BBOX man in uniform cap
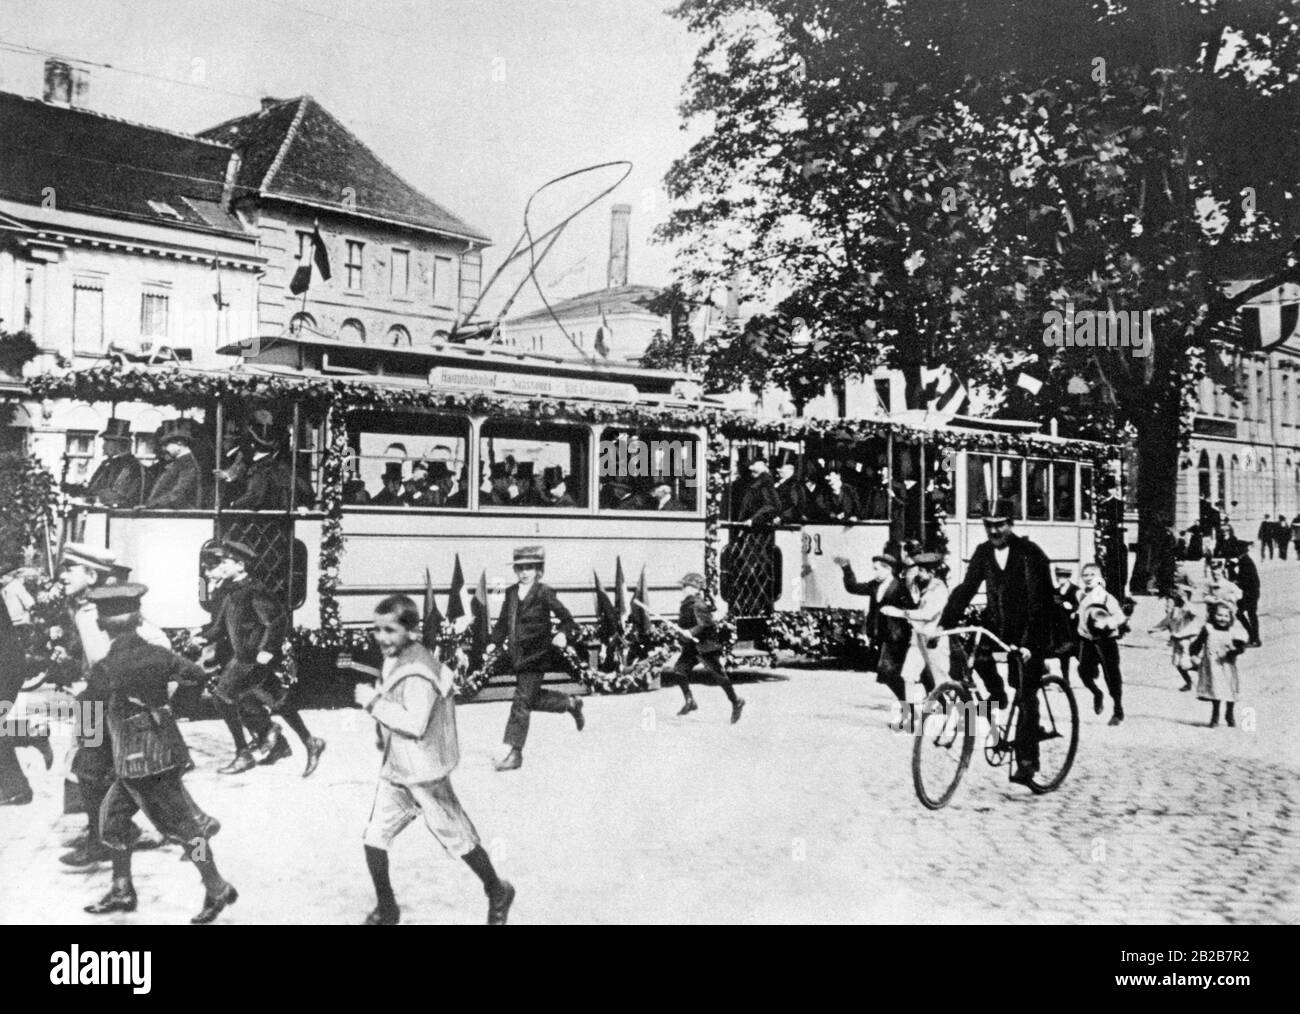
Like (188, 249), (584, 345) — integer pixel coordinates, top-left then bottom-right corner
(192, 541), (325, 776)
(80, 583), (238, 924)
(486, 546), (584, 771)
(83, 419), (148, 508)
(56, 543), (172, 866)
(145, 420), (203, 509)
(939, 498), (1055, 785)
(669, 572), (744, 722)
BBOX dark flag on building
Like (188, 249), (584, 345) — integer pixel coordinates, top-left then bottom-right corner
(289, 223), (331, 296)
(1239, 300), (1300, 352)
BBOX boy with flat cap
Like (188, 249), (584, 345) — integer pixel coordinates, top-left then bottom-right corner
(670, 572), (744, 723)
(81, 583), (237, 924)
(487, 546), (583, 772)
(833, 551), (913, 719)
(193, 540), (325, 776)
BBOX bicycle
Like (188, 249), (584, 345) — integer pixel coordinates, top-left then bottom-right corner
(910, 626), (1079, 810)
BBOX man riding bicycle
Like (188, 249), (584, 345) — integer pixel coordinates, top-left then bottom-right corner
(938, 498), (1055, 785)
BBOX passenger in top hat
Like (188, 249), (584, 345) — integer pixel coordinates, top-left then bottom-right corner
(773, 450), (806, 524)
(79, 582), (237, 925)
(647, 480), (682, 512)
(539, 465), (577, 508)
(938, 497), (1055, 785)
(192, 540), (326, 777)
(736, 455), (780, 524)
(146, 420), (203, 509)
(372, 462), (406, 506)
(84, 419), (148, 508)
(669, 572), (744, 723)
(801, 462), (829, 522)
(834, 550), (913, 722)
(229, 410), (315, 511)
(486, 545), (584, 771)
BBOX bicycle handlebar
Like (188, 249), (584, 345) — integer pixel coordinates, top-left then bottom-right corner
(934, 625), (1016, 653)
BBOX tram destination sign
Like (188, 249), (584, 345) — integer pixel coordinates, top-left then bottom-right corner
(428, 366), (640, 403)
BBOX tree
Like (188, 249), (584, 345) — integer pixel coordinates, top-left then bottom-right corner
(661, 0), (1300, 591)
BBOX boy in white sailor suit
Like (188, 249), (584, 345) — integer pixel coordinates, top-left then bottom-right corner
(354, 594), (514, 926)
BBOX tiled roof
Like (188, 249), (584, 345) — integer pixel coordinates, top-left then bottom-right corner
(199, 96), (490, 243)
(505, 284), (664, 326)
(0, 91), (247, 235)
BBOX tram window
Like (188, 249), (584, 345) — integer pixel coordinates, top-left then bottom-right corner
(597, 428), (699, 512)
(479, 419), (588, 509)
(348, 411), (470, 508)
(966, 453), (994, 518)
(1053, 463), (1077, 521)
(996, 456), (1024, 518)
(1026, 459), (1049, 520)
(1080, 465), (1094, 520)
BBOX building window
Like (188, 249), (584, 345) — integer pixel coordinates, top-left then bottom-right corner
(340, 318), (366, 343)
(140, 289), (170, 341)
(65, 429), (96, 483)
(432, 255), (455, 308)
(289, 312), (316, 335)
(390, 249), (410, 298)
(72, 280), (104, 352)
(387, 324), (411, 346)
(346, 241), (364, 290)
(459, 251), (482, 316)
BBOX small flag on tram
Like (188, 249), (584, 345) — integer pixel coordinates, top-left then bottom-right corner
(614, 557), (628, 627)
(1238, 300), (1300, 352)
(422, 567), (444, 648)
(447, 555), (467, 624)
(289, 223), (332, 296)
(634, 567), (651, 636)
(470, 570), (490, 658)
(594, 572), (619, 640)
(1015, 372), (1044, 395)
(594, 307), (611, 359)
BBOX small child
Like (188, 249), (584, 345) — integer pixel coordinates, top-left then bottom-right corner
(1189, 599), (1248, 728)
(1076, 563), (1126, 725)
(1150, 580), (1199, 691)
(354, 594), (514, 925)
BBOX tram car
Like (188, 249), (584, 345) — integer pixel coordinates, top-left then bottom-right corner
(18, 333), (1113, 682)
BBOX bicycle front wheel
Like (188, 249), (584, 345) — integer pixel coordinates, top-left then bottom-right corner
(1026, 675), (1079, 794)
(912, 681), (976, 810)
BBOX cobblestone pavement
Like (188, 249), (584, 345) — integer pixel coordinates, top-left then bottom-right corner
(2, 562), (1297, 925)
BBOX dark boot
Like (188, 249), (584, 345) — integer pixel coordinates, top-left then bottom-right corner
(731, 697), (746, 725)
(251, 724), (285, 764)
(677, 696), (698, 716)
(191, 884), (238, 924)
(302, 737), (327, 778)
(568, 696), (585, 732)
(494, 748), (523, 772)
(218, 750), (256, 775)
(85, 878), (137, 915)
(365, 904), (400, 925)
(61, 841), (114, 867)
(487, 880), (516, 925)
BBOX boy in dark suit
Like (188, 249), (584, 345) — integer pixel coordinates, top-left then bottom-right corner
(81, 583), (236, 925)
(487, 546), (583, 771)
(834, 552), (913, 721)
(670, 572), (744, 723)
(145, 421), (202, 509)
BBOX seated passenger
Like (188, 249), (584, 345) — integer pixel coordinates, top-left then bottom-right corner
(539, 466), (577, 508)
(403, 461), (436, 507)
(372, 463), (405, 506)
(490, 462), (526, 506)
(427, 461), (454, 506)
(601, 479), (641, 510)
(446, 465), (468, 508)
(229, 413), (315, 510)
(342, 474), (370, 505)
(802, 465), (829, 522)
(816, 466), (861, 523)
(145, 420), (203, 509)
(647, 481), (683, 512)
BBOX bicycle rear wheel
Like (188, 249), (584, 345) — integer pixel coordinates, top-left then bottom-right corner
(1026, 675), (1079, 794)
(912, 681), (976, 810)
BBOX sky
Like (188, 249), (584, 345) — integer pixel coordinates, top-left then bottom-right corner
(0, 0), (704, 318)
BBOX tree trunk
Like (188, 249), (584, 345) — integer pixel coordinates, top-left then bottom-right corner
(1128, 393), (1184, 595)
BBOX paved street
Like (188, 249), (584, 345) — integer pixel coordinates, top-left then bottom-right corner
(2, 561), (1297, 925)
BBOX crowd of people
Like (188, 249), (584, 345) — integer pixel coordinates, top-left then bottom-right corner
(76, 412), (315, 512)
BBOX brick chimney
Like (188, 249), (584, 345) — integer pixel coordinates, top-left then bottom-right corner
(607, 203), (630, 289)
(43, 59), (89, 106)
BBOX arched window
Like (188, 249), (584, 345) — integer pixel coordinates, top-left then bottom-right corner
(387, 324), (411, 347)
(1215, 454), (1226, 508)
(289, 312), (316, 336)
(1198, 449), (1212, 501)
(1199, 376), (1214, 414)
(1282, 374), (1291, 427)
(1228, 455), (1238, 504)
(340, 318), (366, 343)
